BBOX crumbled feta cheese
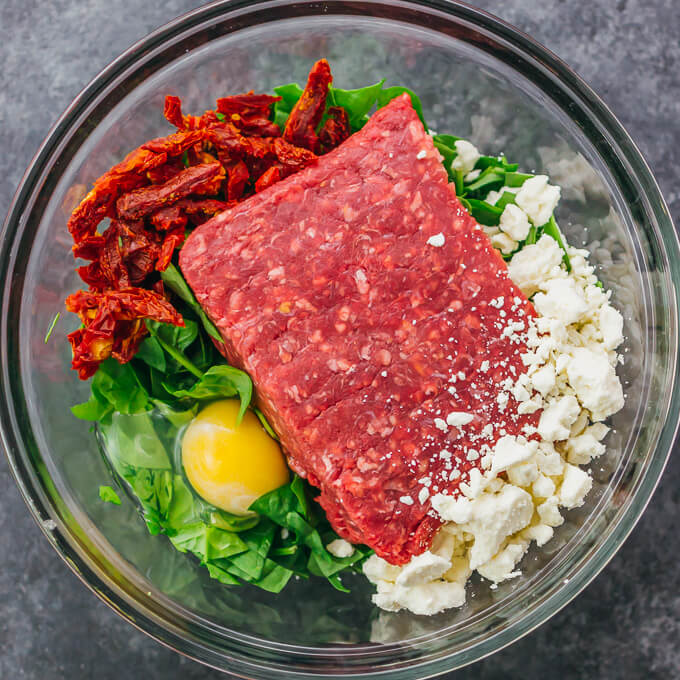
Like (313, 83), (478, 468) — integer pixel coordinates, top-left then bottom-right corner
(521, 523), (554, 547)
(532, 474), (556, 499)
(426, 232), (446, 247)
(491, 435), (538, 474)
(499, 204), (531, 241)
(326, 538), (355, 558)
(435, 485), (533, 569)
(537, 496), (564, 527)
(395, 551), (451, 587)
(534, 278), (588, 325)
(465, 168), (481, 182)
(515, 175), (561, 226)
(434, 417), (448, 431)
(446, 411), (474, 427)
(558, 464), (592, 508)
(599, 304), (624, 350)
(565, 432), (606, 465)
(416, 149), (427, 160)
(491, 232), (518, 255)
(363, 554), (401, 583)
(452, 140), (481, 173)
(566, 347), (624, 421)
(531, 364), (556, 396)
(477, 540), (529, 583)
(373, 580), (466, 615)
(538, 395), (580, 441)
(507, 461), (539, 487)
(507, 235), (564, 296)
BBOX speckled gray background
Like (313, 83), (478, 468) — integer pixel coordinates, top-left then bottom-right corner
(1, 1), (678, 678)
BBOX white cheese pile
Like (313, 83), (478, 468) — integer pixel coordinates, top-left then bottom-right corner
(363, 154), (625, 616)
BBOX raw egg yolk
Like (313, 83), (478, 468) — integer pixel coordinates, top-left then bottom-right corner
(181, 400), (289, 515)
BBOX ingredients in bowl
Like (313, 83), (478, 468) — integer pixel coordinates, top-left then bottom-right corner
(63, 60), (624, 613)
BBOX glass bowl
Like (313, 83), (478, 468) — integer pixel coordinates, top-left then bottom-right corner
(2, 0), (678, 677)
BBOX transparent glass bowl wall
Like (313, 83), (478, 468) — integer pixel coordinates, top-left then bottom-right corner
(2, 1), (678, 678)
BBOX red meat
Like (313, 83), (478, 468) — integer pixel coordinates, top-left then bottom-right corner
(180, 95), (539, 565)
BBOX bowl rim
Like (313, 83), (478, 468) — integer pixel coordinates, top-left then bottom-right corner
(2, 0), (679, 677)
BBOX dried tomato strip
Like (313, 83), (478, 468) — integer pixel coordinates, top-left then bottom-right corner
(164, 95), (185, 129)
(116, 162), (225, 220)
(254, 166), (281, 193)
(319, 106), (351, 151)
(283, 59), (332, 153)
(141, 129), (205, 156)
(66, 287), (183, 379)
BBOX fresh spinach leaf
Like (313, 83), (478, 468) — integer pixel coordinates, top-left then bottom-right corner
(99, 485), (121, 505)
(328, 81), (384, 130)
(165, 365), (253, 424)
(135, 336), (167, 372)
(377, 86), (427, 130)
(160, 264), (222, 342)
(464, 199), (503, 226)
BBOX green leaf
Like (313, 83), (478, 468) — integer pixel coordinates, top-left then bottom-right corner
(166, 365), (253, 424)
(99, 412), (171, 470)
(377, 86), (427, 130)
(464, 169), (506, 196)
(495, 191), (517, 210)
(209, 511), (260, 533)
(135, 336), (167, 372)
(98, 485), (121, 505)
(215, 111), (227, 122)
(464, 198), (503, 226)
(505, 171), (533, 187)
(252, 559), (293, 593)
(542, 216), (572, 271)
(524, 225), (539, 246)
(160, 264), (222, 343)
(328, 81), (384, 131)
(181, 150), (189, 168)
(82, 359), (150, 416)
(253, 407), (279, 440)
(273, 83), (304, 111)
(71, 391), (112, 421)
(476, 155), (519, 172)
(44, 312), (60, 343)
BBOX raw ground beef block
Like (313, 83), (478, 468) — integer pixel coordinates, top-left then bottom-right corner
(180, 95), (539, 565)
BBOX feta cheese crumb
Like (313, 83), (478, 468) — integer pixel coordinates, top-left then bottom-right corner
(395, 551), (451, 587)
(326, 538), (355, 558)
(416, 149), (427, 160)
(426, 232), (446, 247)
(477, 540), (529, 583)
(452, 140), (481, 173)
(538, 395), (580, 441)
(558, 464), (592, 508)
(507, 235), (564, 296)
(599, 304), (624, 350)
(567, 348), (624, 420)
(491, 435), (537, 474)
(499, 204), (531, 241)
(515, 175), (561, 227)
(533, 278), (588, 325)
(446, 411), (474, 427)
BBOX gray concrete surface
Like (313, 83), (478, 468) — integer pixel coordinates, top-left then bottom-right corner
(1, 1), (678, 678)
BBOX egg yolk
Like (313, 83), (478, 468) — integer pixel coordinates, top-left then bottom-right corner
(181, 400), (289, 515)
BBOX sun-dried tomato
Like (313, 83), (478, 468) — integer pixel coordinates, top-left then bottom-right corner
(116, 162), (225, 220)
(164, 95), (185, 129)
(254, 165), (281, 193)
(216, 93), (281, 138)
(66, 287), (183, 379)
(72, 234), (105, 261)
(283, 59), (332, 153)
(150, 204), (188, 231)
(272, 137), (317, 176)
(223, 159), (250, 201)
(157, 227), (186, 272)
(147, 156), (186, 185)
(141, 129), (205, 157)
(319, 106), (351, 151)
